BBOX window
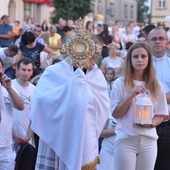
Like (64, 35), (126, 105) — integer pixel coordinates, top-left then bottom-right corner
(124, 4), (128, 18)
(110, 2), (115, 16)
(98, 0), (102, 13)
(159, 0), (166, 8)
(24, 2), (31, 19)
(130, 5), (134, 18)
(157, 22), (165, 27)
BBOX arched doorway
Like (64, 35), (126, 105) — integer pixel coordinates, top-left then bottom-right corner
(8, 0), (16, 22)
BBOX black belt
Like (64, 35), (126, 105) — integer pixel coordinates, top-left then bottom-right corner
(157, 120), (170, 127)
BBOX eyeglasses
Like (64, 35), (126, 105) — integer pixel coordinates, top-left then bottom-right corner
(149, 37), (167, 42)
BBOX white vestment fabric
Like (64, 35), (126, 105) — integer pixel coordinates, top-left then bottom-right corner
(153, 55), (170, 111)
(30, 60), (110, 170)
(0, 85), (5, 110)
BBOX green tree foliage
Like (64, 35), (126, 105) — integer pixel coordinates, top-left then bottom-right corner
(137, 0), (149, 23)
(52, 0), (93, 24)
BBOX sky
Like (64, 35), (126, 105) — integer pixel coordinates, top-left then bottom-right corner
(145, 0), (151, 12)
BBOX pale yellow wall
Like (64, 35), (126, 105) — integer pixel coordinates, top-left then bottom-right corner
(0, 0), (137, 26)
(151, 0), (170, 26)
(0, 0), (10, 15)
(93, 0), (137, 26)
(40, 5), (55, 24)
(0, 0), (53, 25)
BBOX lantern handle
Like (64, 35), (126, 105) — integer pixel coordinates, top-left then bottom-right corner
(141, 90), (150, 97)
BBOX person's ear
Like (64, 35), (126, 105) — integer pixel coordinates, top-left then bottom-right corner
(0, 67), (5, 74)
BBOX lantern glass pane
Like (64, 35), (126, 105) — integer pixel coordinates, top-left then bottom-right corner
(142, 106), (149, 120)
(135, 105), (153, 124)
(136, 105), (141, 119)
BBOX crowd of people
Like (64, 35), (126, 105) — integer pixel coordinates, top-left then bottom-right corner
(0, 13), (170, 170)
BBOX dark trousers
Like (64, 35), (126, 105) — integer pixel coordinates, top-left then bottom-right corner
(154, 121), (170, 170)
(34, 133), (39, 150)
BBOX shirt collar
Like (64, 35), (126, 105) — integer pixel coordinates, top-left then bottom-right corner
(153, 55), (167, 61)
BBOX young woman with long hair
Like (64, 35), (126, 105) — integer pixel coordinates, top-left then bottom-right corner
(110, 42), (168, 170)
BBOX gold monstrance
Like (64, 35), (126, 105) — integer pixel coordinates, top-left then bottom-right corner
(60, 18), (103, 69)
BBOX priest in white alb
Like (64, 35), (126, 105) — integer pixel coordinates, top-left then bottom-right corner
(30, 19), (110, 170)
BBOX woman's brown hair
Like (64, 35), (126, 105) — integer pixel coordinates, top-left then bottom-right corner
(123, 42), (160, 100)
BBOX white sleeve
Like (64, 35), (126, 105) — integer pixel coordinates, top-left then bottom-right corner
(0, 86), (5, 110)
(110, 77), (125, 114)
(101, 57), (107, 64)
(154, 82), (169, 116)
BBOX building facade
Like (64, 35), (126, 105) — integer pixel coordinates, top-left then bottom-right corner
(0, 0), (54, 25)
(92, 0), (137, 25)
(150, 0), (170, 26)
(0, 0), (137, 26)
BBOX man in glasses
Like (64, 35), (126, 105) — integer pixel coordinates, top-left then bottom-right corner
(148, 27), (170, 170)
(0, 45), (18, 79)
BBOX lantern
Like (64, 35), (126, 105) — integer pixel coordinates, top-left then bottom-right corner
(134, 90), (153, 125)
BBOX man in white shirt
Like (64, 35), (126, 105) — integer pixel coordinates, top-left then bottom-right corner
(0, 58), (24, 170)
(12, 58), (35, 154)
(148, 27), (170, 170)
(0, 45), (18, 79)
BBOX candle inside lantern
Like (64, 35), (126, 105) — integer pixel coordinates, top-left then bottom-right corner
(134, 90), (153, 124)
(142, 110), (148, 120)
